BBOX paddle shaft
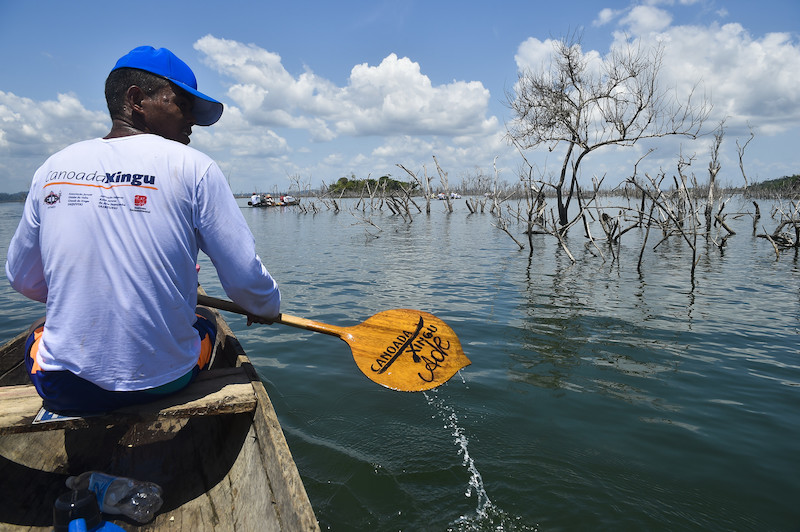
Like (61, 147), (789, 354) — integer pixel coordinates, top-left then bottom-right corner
(197, 294), (346, 338)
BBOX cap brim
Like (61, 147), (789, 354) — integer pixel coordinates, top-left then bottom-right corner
(169, 78), (223, 126)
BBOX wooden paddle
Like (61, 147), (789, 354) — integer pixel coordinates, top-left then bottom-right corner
(197, 294), (470, 392)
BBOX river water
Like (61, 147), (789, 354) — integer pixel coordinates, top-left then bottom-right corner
(0, 195), (798, 531)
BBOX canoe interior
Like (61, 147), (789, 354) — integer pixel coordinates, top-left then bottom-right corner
(0, 302), (318, 531)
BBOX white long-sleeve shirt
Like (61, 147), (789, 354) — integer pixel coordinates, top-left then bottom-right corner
(6, 135), (280, 391)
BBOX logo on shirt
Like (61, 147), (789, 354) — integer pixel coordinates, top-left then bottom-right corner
(105, 172), (156, 187)
(43, 191), (61, 206)
(130, 193), (151, 214)
(44, 170), (157, 188)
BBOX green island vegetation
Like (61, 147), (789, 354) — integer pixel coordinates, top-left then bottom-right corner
(741, 174), (800, 197)
(326, 175), (417, 195)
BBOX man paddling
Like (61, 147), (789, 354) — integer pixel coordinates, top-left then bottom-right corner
(5, 46), (280, 414)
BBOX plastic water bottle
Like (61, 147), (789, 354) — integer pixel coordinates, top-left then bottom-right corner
(66, 471), (163, 524)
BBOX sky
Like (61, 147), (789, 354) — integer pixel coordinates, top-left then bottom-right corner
(1, 0), (799, 194)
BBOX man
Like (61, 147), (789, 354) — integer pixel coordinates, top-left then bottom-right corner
(5, 46), (280, 414)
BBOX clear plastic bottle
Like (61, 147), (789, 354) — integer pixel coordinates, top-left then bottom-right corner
(66, 471), (163, 524)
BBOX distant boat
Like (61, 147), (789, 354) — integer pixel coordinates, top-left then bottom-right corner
(435, 192), (461, 200)
(248, 194), (300, 207)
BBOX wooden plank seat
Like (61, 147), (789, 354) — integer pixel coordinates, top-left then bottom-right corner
(0, 366), (258, 435)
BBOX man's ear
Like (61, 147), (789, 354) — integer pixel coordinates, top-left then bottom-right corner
(126, 86), (146, 114)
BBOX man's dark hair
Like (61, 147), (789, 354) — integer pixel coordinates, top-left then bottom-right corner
(104, 68), (171, 119)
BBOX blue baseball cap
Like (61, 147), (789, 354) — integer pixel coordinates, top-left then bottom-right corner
(112, 46), (223, 126)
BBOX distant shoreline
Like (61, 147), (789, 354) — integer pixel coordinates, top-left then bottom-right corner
(0, 192), (26, 203)
(3, 173), (798, 203)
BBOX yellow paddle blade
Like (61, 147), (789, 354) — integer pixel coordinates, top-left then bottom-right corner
(340, 309), (471, 392)
(196, 294), (470, 392)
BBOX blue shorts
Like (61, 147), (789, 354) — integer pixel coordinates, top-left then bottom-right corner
(24, 312), (217, 416)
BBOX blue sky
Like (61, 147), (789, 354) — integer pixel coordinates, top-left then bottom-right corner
(1, 0), (799, 194)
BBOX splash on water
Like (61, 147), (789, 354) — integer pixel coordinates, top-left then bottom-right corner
(425, 390), (539, 532)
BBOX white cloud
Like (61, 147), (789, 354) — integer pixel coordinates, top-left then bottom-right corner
(514, 37), (556, 71)
(195, 35), (497, 141)
(340, 54), (497, 137)
(0, 91), (109, 191)
(0, 34), (508, 194)
(587, 4), (800, 142)
(510, 6), (800, 186)
(192, 106), (290, 158)
(0, 91), (108, 155)
(620, 5), (673, 34)
(593, 8), (619, 27)
(515, 38), (603, 81)
(624, 22), (800, 135)
(372, 135), (436, 161)
(189, 34), (507, 190)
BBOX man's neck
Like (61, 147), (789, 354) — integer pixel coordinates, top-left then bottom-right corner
(105, 119), (145, 140)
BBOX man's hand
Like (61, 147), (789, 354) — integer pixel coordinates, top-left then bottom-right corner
(247, 314), (276, 326)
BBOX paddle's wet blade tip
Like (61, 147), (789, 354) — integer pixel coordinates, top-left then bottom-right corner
(347, 308), (470, 392)
(360, 350), (471, 392)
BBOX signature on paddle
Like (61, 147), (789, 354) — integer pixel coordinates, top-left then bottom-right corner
(371, 315), (452, 383)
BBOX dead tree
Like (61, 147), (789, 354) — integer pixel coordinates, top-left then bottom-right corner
(397, 163), (434, 214)
(626, 153), (705, 281)
(350, 212), (382, 240)
(737, 126), (755, 190)
(757, 200), (800, 256)
(433, 155), (453, 213)
(460, 167), (491, 214)
(705, 123), (724, 231)
(506, 33), (709, 232)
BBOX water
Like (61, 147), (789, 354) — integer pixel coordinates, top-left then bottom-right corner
(1, 196), (798, 531)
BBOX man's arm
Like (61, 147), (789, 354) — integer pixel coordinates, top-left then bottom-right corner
(195, 162), (281, 318)
(6, 189), (48, 303)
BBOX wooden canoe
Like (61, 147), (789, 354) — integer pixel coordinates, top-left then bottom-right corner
(0, 295), (319, 531)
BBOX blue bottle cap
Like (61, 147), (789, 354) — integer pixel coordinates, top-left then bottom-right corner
(53, 490), (102, 532)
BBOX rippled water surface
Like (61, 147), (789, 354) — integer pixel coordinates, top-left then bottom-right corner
(1, 197), (798, 531)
